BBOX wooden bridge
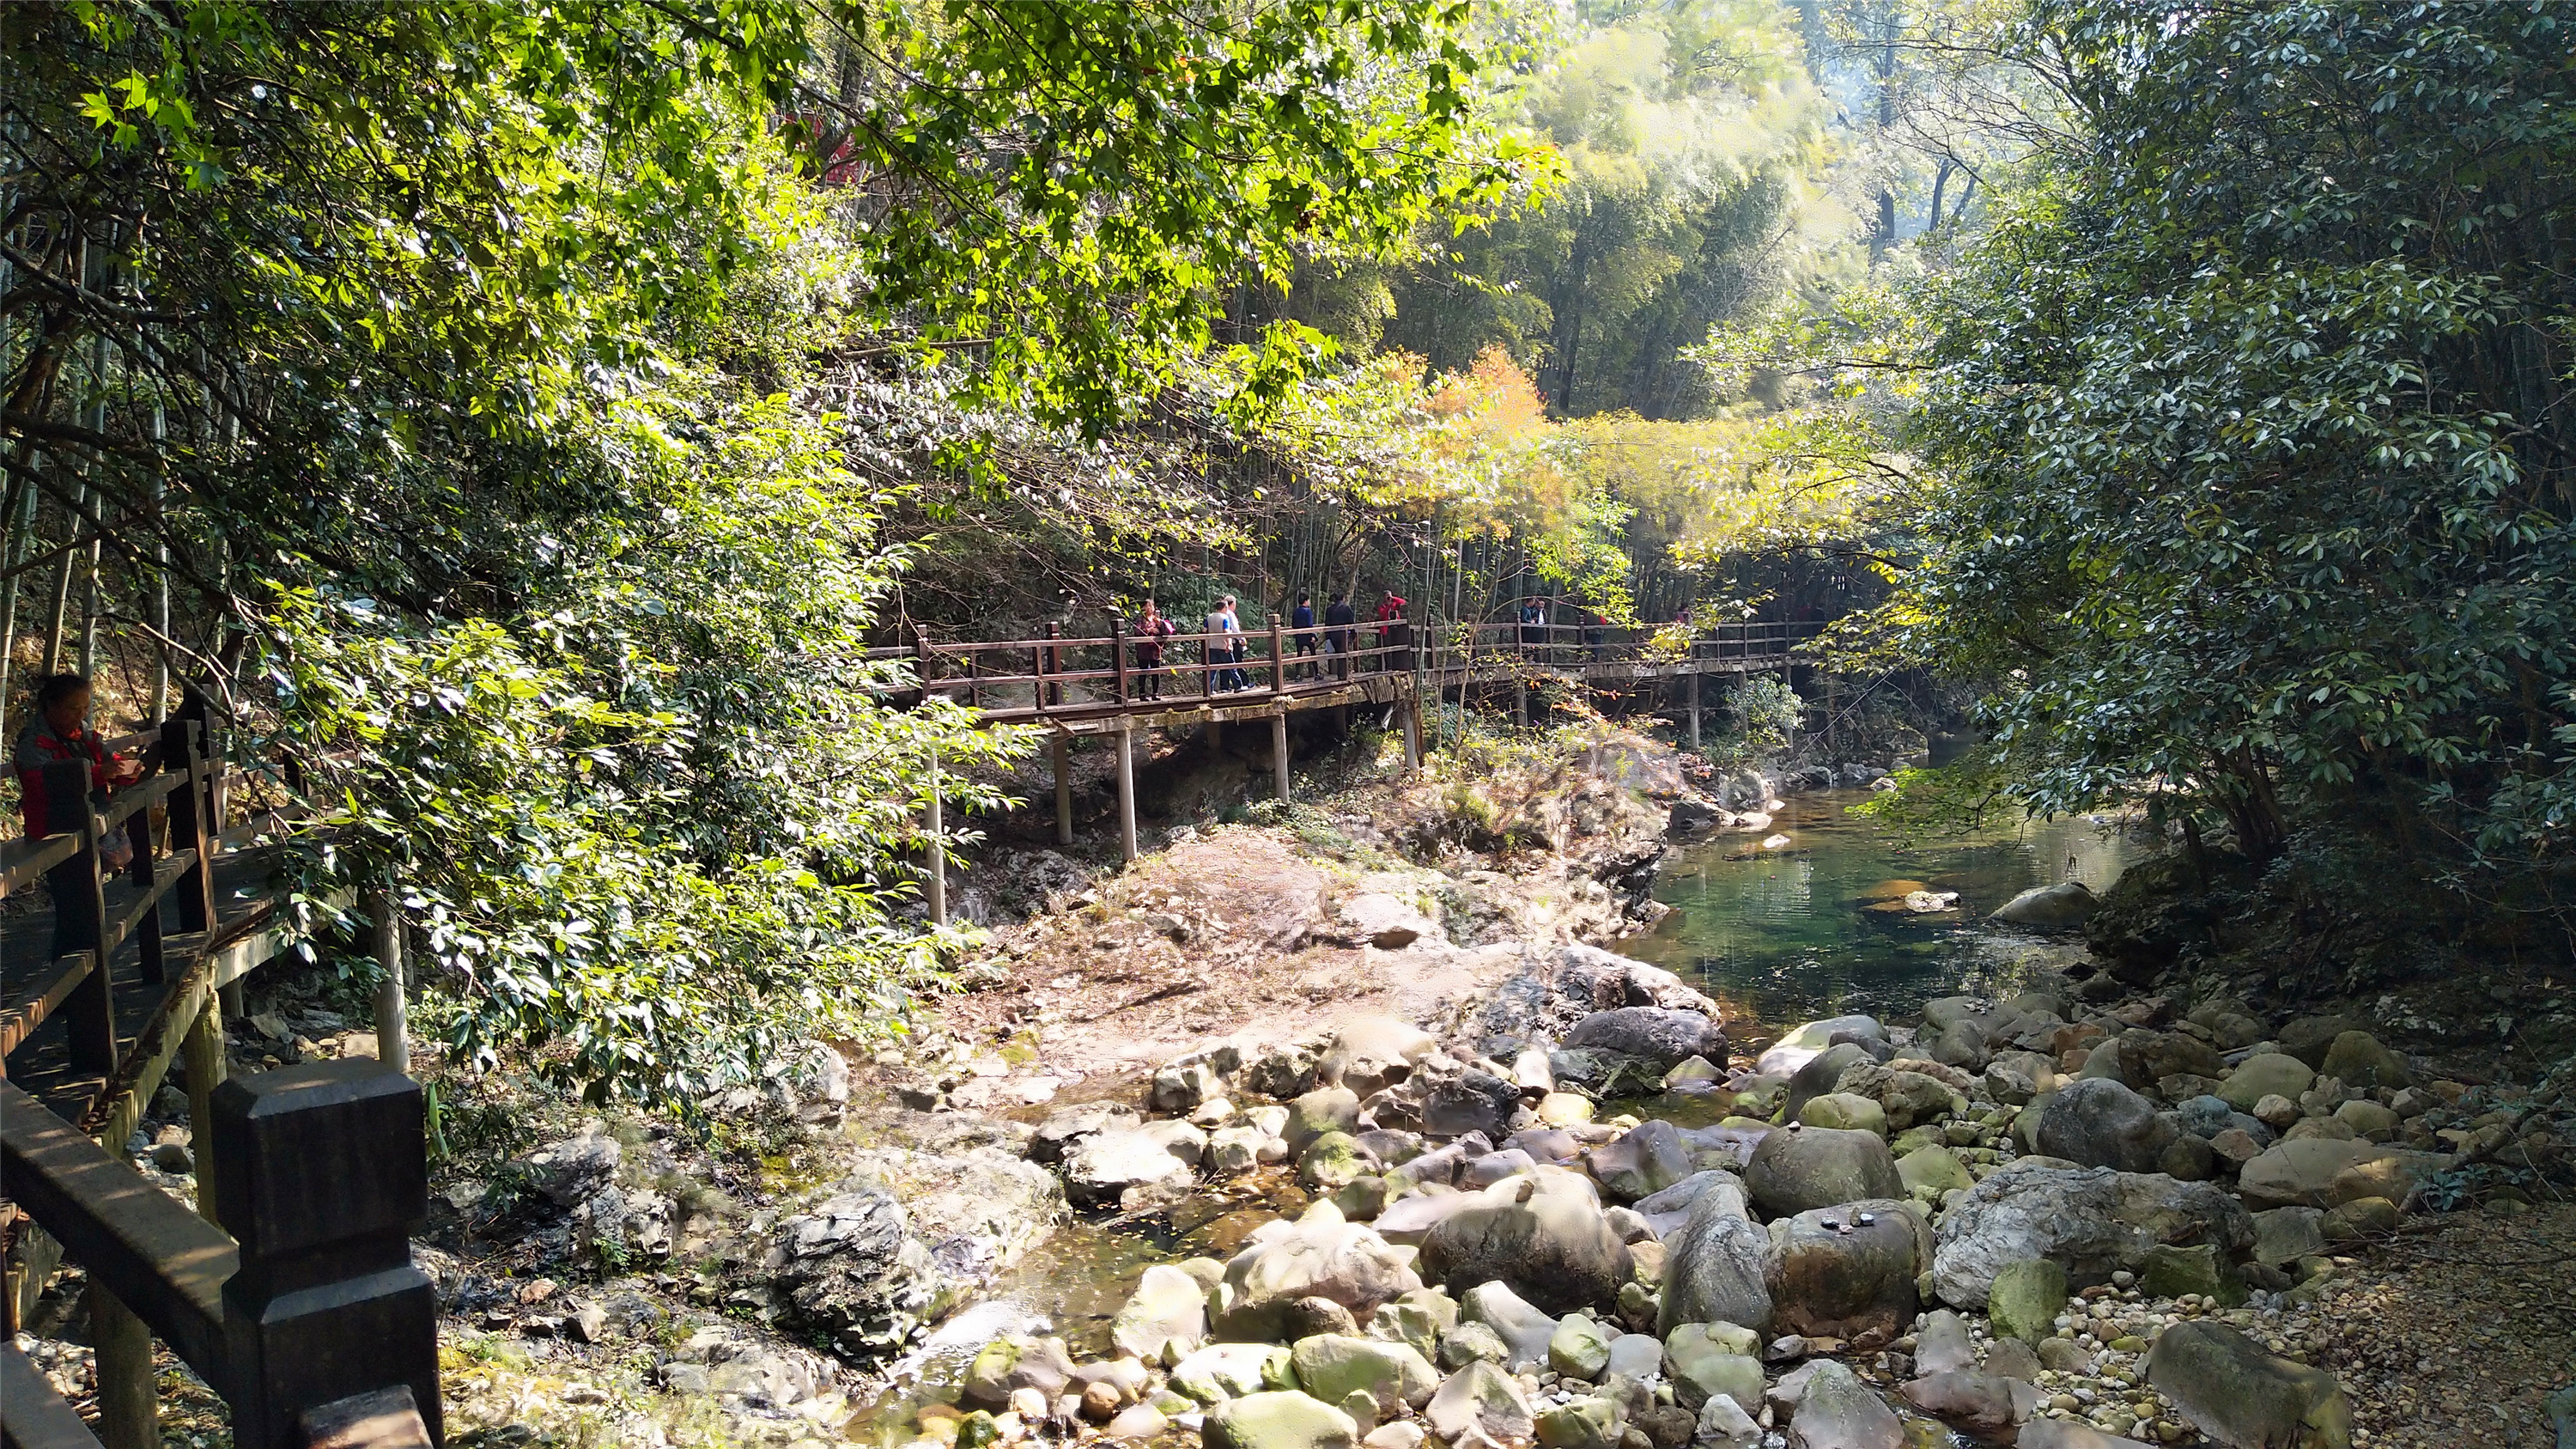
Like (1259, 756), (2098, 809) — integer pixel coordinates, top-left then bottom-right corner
(0, 721), (436, 1449)
(890, 612), (1816, 879)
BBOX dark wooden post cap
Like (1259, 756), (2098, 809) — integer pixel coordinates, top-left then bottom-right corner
(210, 1058), (425, 1269)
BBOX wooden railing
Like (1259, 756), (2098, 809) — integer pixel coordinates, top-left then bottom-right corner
(883, 610), (1819, 722)
(1, 720), (438, 1449)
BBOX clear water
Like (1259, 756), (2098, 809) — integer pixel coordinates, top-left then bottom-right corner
(1623, 790), (2148, 1043)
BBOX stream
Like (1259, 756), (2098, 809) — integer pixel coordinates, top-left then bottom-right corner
(1623, 790), (2144, 1043)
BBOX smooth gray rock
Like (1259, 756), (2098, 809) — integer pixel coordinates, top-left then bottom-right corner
(1761, 1200), (1928, 1342)
(2035, 1078), (2179, 1173)
(1587, 1119), (1695, 1203)
(1744, 1126), (1901, 1218)
(1785, 1359), (1904, 1449)
(2147, 1320), (2353, 1449)
(1656, 1184), (1771, 1336)
(1929, 1160), (2253, 1309)
(1563, 1008), (1728, 1069)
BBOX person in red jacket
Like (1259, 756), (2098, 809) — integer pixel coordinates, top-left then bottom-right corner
(14, 672), (140, 956)
(1374, 590), (1407, 651)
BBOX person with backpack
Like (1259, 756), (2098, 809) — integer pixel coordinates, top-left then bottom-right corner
(14, 672), (142, 959)
(1204, 595), (1247, 692)
(1323, 592), (1358, 679)
(1290, 591), (1317, 680)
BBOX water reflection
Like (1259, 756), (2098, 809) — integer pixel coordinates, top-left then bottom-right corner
(1624, 790), (2148, 1039)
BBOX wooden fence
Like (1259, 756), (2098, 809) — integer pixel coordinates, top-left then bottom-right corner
(0, 721), (438, 1449)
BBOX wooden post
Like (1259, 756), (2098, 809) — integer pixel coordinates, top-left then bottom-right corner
(41, 759), (118, 1075)
(123, 794), (164, 986)
(1051, 734), (1073, 845)
(1045, 622), (1063, 709)
(211, 1058), (442, 1449)
(1111, 617), (1130, 704)
(1402, 684), (1422, 770)
(90, 1281), (157, 1449)
(1515, 674), (1528, 728)
(1268, 619), (1285, 695)
(369, 890), (407, 1074)
(925, 746), (946, 927)
(1689, 668), (1702, 752)
(1115, 723), (1138, 863)
(1271, 709), (1290, 802)
(183, 995), (227, 1222)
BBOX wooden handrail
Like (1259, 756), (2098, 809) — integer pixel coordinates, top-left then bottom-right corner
(0, 1079), (235, 1379)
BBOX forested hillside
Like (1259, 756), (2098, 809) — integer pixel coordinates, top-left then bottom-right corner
(3, 0), (2569, 1116)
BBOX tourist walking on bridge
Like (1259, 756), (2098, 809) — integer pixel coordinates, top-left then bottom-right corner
(1206, 595), (1247, 693)
(1291, 592), (1317, 679)
(1324, 592), (1357, 679)
(1133, 600), (1176, 699)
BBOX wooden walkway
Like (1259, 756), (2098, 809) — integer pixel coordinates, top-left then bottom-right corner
(886, 614), (1816, 875)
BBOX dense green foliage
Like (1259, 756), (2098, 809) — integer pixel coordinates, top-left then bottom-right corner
(1, 0), (1538, 1101)
(1899, 0), (2574, 875)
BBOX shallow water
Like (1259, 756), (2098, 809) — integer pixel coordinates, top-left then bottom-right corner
(1622, 789), (2147, 1042)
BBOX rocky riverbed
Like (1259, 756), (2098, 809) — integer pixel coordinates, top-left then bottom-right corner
(16, 734), (2569, 1449)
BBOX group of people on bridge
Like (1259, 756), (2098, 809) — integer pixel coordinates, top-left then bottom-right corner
(1124, 588), (1416, 700)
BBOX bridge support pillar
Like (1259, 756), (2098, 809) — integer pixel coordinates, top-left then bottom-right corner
(1115, 724), (1138, 863)
(184, 994), (228, 1222)
(926, 746), (946, 927)
(1688, 670), (1702, 752)
(89, 1280), (156, 1449)
(1271, 710), (1290, 803)
(1514, 676), (1528, 728)
(1401, 691), (1421, 771)
(1051, 734), (1073, 845)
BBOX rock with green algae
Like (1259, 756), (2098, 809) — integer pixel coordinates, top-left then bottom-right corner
(1204, 1391), (1360, 1449)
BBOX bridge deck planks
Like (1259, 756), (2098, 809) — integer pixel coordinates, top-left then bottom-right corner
(1, 846), (279, 1123)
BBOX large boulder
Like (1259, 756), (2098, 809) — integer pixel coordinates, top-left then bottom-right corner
(1786, 1360), (1905, 1449)
(1418, 1179), (1633, 1315)
(1929, 1160), (2254, 1309)
(1287, 1087), (1366, 1153)
(1424, 1361), (1534, 1446)
(1218, 1213), (1423, 1339)
(762, 1188), (957, 1359)
(1762, 1200), (1929, 1342)
(2035, 1079), (2179, 1173)
(1744, 1127), (1902, 1218)
(1586, 1120), (1695, 1203)
(2237, 1139), (2442, 1210)
(1563, 1008), (1728, 1069)
(2216, 1055), (2315, 1113)
(1989, 880), (2099, 929)
(1205, 1391), (1360, 1449)
(1113, 1263), (1209, 1364)
(1419, 1072), (1521, 1141)
(1066, 1129), (1199, 1209)
(1829, 1063), (1965, 1130)
(1656, 1187), (1771, 1336)
(1289, 1334), (1438, 1416)
(2277, 1015), (2372, 1069)
(2147, 1321), (2353, 1449)
(1901, 1371), (2036, 1441)
(1986, 1259), (2067, 1345)
(1795, 1093), (1888, 1137)
(1173, 1342), (1293, 1403)
(2317, 1032), (2413, 1090)
(963, 1336), (1078, 1407)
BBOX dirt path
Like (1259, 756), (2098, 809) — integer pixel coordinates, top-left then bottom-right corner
(933, 832), (1548, 1081)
